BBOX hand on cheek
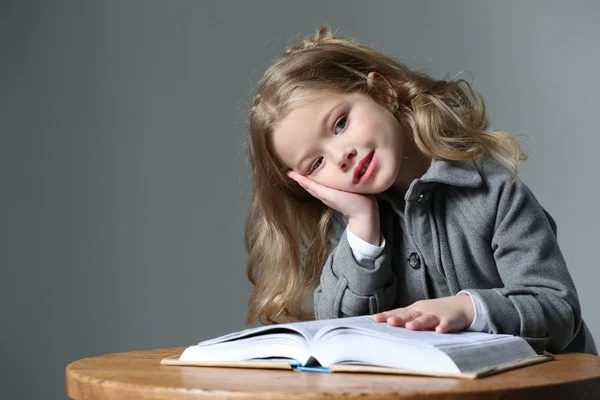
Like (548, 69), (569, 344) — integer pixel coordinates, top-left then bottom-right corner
(372, 295), (475, 333)
(287, 171), (378, 219)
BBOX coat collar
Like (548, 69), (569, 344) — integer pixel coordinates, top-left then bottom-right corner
(418, 158), (483, 189)
(377, 158), (484, 208)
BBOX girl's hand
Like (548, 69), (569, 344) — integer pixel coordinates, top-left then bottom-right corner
(373, 295), (475, 333)
(287, 171), (381, 245)
(287, 171), (377, 219)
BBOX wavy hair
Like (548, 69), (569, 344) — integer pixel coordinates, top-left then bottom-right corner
(245, 26), (526, 324)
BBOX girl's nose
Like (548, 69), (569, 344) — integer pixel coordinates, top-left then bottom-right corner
(338, 148), (357, 172)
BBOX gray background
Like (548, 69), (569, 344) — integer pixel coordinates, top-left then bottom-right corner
(1, 1), (598, 399)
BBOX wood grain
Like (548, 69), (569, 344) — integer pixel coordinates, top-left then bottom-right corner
(66, 348), (600, 400)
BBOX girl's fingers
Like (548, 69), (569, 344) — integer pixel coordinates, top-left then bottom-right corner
(291, 178), (320, 200)
(373, 313), (388, 322)
(373, 309), (405, 322)
(435, 319), (453, 334)
(287, 170), (303, 181)
(305, 186), (325, 203)
(288, 171), (316, 188)
(301, 179), (329, 200)
(287, 169), (376, 219)
(374, 309), (418, 324)
(385, 311), (422, 327)
(288, 171), (322, 194)
(303, 186), (316, 197)
(288, 171), (338, 204)
(406, 314), (440, 331)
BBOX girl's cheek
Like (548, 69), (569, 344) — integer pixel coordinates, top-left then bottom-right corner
(320, 171), (335, 189)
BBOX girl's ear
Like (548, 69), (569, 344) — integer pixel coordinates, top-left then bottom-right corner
(367, 71), (398, 109)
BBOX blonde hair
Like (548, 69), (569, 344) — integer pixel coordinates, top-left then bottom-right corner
(245, 26), (526, 324)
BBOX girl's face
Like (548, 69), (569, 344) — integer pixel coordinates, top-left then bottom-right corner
(272, 89), (406, 194)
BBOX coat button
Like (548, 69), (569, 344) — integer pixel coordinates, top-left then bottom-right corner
(417, 191), (430, 204)
(408, 252), (421, 269)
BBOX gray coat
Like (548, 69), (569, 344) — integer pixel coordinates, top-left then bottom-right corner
(314, 155), (597, 354)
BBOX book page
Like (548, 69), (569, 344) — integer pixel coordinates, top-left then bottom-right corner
(311, 316), (538, 374)
(197, 317), (337, 347)
(180, 334), (313, 364)
(313, 316), (520, 346)
(180, 318), (339, 365)
(439, 339), (537, 372)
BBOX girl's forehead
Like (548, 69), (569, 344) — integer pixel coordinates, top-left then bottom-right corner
(280, 91), (360, 125)
(288, 89), (348, 110)
(277, 91), (345, 132)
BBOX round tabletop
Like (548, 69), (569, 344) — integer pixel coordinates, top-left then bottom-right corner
(66, 348), (600, 400)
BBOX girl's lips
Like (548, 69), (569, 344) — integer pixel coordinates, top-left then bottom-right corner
(357, 152), (377, 184)
(353, 150), (375, 184)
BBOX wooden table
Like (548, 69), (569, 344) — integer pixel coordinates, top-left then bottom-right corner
(66, 348), (600, 399)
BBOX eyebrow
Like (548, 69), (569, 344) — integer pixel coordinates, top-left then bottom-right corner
(294, 102), (342, 171)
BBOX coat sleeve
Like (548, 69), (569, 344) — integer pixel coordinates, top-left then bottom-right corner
(467, 176), (582, 352)
(313, 212), (397, 319)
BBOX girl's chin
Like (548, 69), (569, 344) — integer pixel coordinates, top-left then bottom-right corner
(371, 176), (396, 193)
(346, 180), (394, 195)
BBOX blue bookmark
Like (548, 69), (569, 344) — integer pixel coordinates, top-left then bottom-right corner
(296, 365), (330, 373)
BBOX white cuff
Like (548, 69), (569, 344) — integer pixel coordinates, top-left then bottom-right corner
(346, 227), (385, 269)
(457, 290), (490, 333)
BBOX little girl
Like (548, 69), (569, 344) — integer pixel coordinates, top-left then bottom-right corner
(244, 27), (596, 354)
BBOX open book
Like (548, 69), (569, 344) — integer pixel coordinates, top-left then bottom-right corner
(161, 315), (552, 379)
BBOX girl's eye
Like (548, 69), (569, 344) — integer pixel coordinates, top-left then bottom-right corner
(309, 157), (323, 174)
(334, 115), (347, 134)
